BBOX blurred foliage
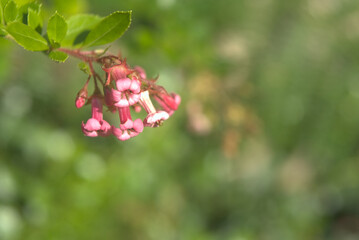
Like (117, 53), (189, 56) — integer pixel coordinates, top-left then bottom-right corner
(1, 0), (359, 239)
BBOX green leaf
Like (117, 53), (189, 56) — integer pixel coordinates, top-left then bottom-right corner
(13, 0), (34, 7)
(27, 8), (41, 32)
(16, 1), (41, 24)
(61, 14), (102, 47)
(49, 50), (68, 62)
(47, 11), (67, 44)
(78, 62), (90, 75)
(83, 11), (131, 47)
(4, 0), (17, 23)
(52, 0), (85, 16)
(6, 22), (48, 51)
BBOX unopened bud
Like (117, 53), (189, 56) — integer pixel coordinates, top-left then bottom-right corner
(75, 82), (89, 109)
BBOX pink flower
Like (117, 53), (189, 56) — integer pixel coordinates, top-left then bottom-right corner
(112, 119), (144, 141)
(154, 92), (181, 116)
(112, 107), (144, 141)
(143, 111), (169, 127)
(76, 55), (181, 141)
(110, 77), (141, 107)
(81, 96), (111, 137)
(139, 90), (169, 127)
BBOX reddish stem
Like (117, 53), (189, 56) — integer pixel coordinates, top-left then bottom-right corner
(57, 48), (98, 62)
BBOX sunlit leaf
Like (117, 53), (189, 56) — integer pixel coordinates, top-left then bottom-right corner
(49, 50), (68, 62)
(13, 0), (34, 7)
(27, 8), (42, 32)
(83, 11), (131, 47)
(53, 0), (87, 16)
(47, 11), (67, 44)
(78, 62), (90, 75)
(4, 0), (17, 23)
(17, 1), (41, 24)
(61, 14), (101, 47)
(6, 21), (48, 51)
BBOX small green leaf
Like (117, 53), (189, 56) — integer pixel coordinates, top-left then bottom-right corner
(47, 11), (67, 44)
(16, 1), (41, 24)
(78, 62), (90, 75)
(27, 8), (41, 32)
(4, 0), (17, 23)
(83, 11), (131, 47)
(6, 22), (48, 51)
(49, 50), (68, 62)
(61, 14), (102, 47)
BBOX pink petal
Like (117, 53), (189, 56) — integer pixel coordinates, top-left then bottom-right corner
(111, 126), (123, 137)
(118, 131), (131, 141)
(114, 98), (130, 107)
(133, 119), (144, 133)
(128, 94), (140, 106)
(99, 120), (112, 136)
(83, 130), (99, 137)
(111, 89), (124, 102)
(83, 118), (101, 131)
(150, 111), (169, 123)
(116, 78), (132, 92)
(162, 94), (179, 110)
(143, 111), (169, 127)
(153, 96), (171, 112)
(112, 90), (129, 107)
(81, 121), (99, 137)
(113, 128), (131, 141)
(129, 131), (140, 138)
(120, 119), (134, 130)
(129, 79), (141, 94)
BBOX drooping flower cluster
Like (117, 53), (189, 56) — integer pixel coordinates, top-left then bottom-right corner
(75, 57), (180, 141)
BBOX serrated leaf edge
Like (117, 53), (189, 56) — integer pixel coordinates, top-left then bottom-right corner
(49, 51), (68, 62)
(47, 11), (67, 43)
(6, 22), (48, 51)
(84, 10), (132, 47)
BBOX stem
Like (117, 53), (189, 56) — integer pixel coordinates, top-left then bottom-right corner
(58, 48), (99, 62)
(88, 61), (99, 89)
(58, 48), (114, 87)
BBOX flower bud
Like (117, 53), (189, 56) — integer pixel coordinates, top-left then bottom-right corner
(75, 83), (88, 109)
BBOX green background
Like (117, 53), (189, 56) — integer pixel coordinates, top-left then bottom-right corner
(1, 0), (359, 239)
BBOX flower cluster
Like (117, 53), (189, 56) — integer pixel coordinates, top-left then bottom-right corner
(75, 57), (180, 141)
